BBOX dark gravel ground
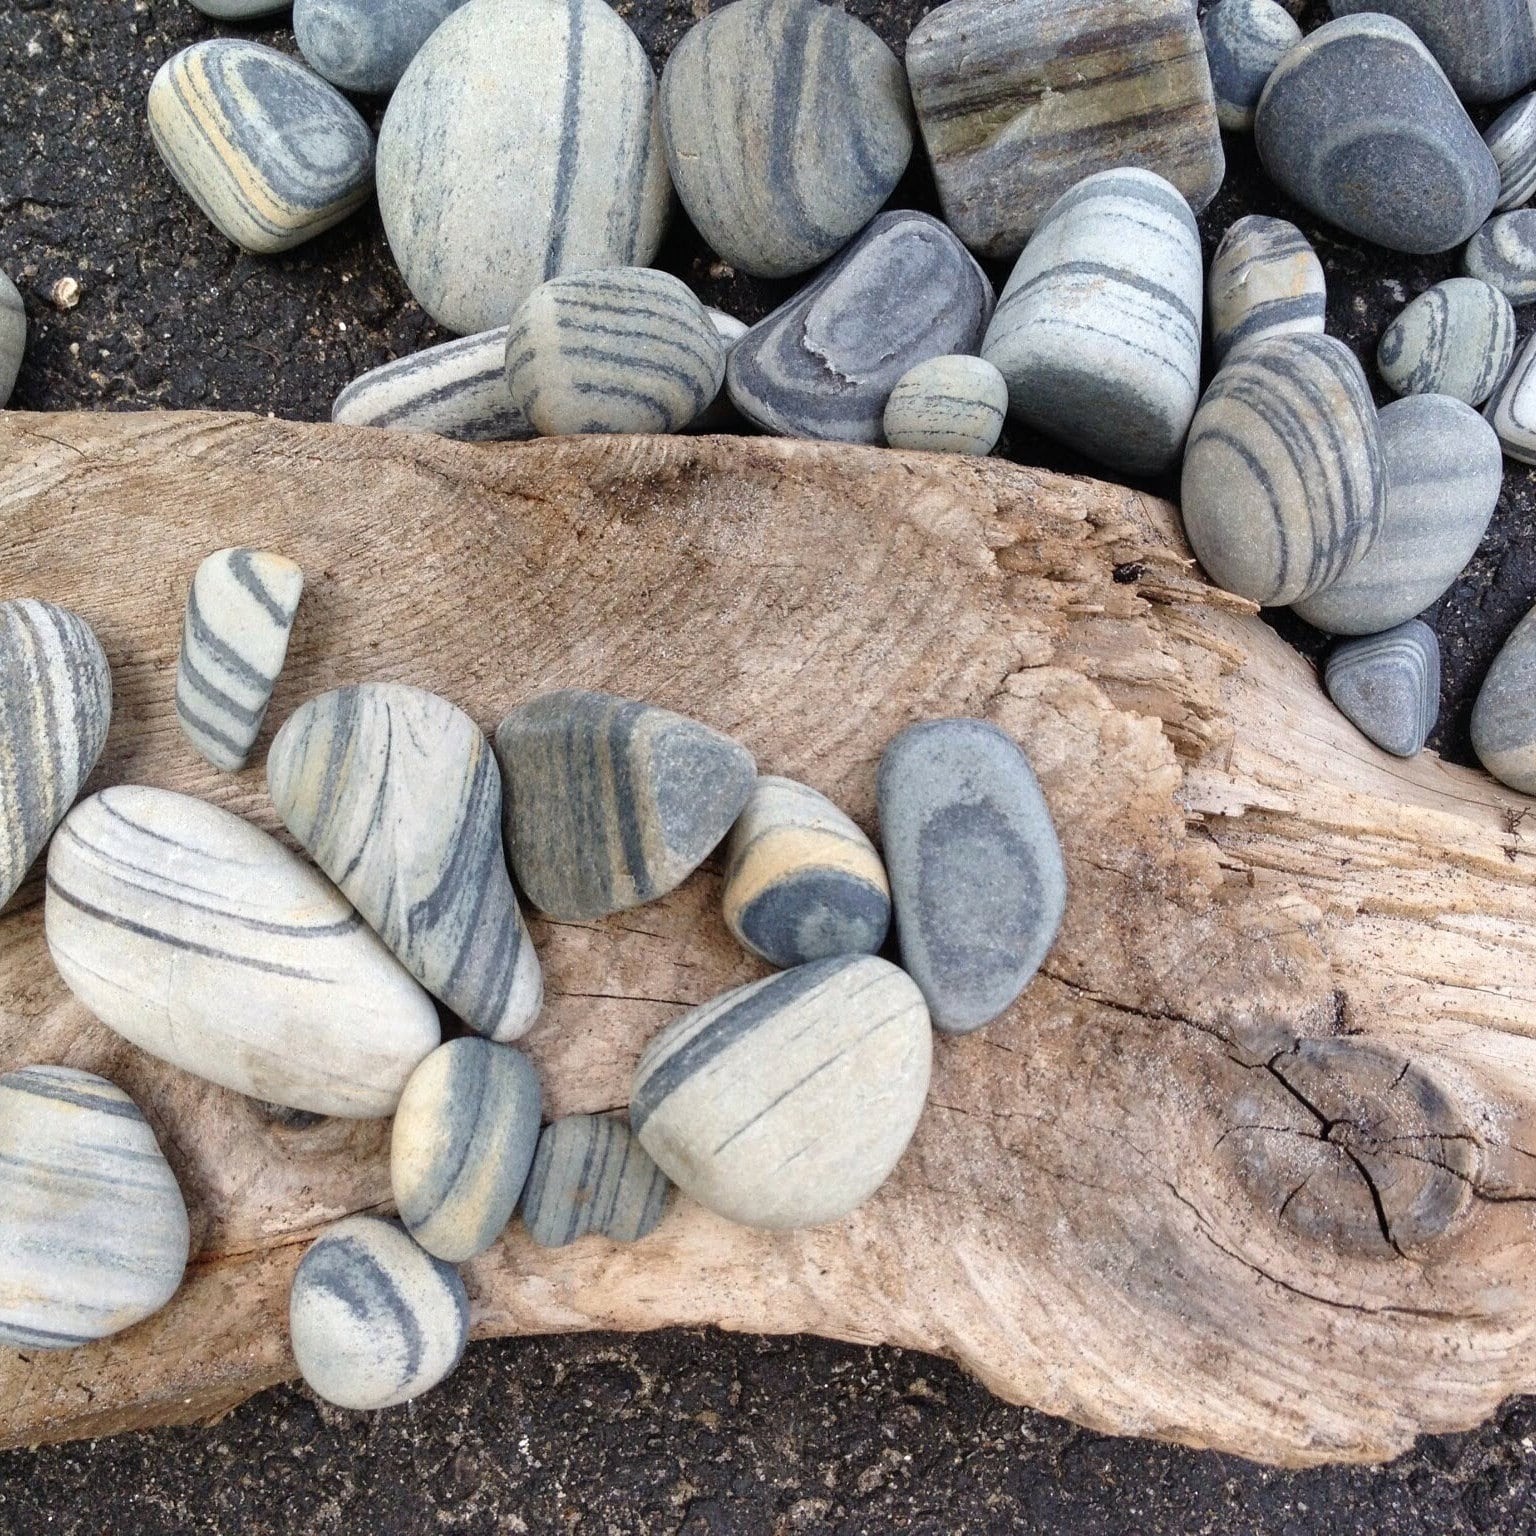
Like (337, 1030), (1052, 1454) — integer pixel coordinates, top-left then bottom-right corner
(3, 0), (1536, 1531)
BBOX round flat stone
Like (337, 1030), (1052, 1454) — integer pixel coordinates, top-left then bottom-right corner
(1485, 330), (1536, 463)
(521, 1113), (671, 1248)
(188, 0), (289, 15)
(1465, 211), (1536, 305)
(1328, 0), (1536, 104)
(1473, 602), (1536, 792)
(1208, 215), (1326, 366)
(1324, 620), (1440, 759)
(1202, 0), (1302, 132)
(0, 270), (24, 405)
(1485, 91), (1536, 211)
(1378, 277), (1516, 405)
(883, 355), (1008, 457)
(295, 0), (466, 95)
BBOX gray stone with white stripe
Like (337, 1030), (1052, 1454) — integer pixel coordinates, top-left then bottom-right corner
(521, 1113), (671, 1247)
(1324, 621), (1440, 759)
(1202, 0), (1302, 132)
(1465, 211), (1536, 305)
(1208, 215), (1326, 366)
(883, 355), (1007, 457)
(0, 270), (24, 405)
(1378, 278), (1516, 406)
(1486, 92), (1536, 212)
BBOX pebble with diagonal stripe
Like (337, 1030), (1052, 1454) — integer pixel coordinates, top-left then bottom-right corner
(1378, 278), (1516, 405)
(521, 1113), (671, 1248)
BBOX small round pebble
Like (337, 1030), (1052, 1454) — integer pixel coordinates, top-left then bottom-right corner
(295, 0), (468, 95)
(1377, 278), (1516, 406)
(0, 270), (24, 405)
(1473, 601), (1536, 792)
(521, 1113), (671, 1248)
(188, 0), (288, 15)
(1485, 91), (1536, 212)
(1208, 215), (1326, 365)
(1202, 0), (1302, 132)
(1325, 620), (1440, 759)
(1465, 211), (1536, 305)
(289, 1216), (469, 1410)
(883, 356), (1007, 456)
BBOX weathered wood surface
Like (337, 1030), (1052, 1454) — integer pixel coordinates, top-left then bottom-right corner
(2, 410), (1535, 1466)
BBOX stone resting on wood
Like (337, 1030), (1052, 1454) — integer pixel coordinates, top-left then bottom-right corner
(2, 411), (1535, 1468)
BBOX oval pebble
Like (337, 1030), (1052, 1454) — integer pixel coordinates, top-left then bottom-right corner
(1377, 278), (1516, 406)
(1325, 620), (1440, 759)
(295, 0), (465, 96)
(1485, 91), (1536, 212)
(1208, 215), (1326, 366)
(1485, 330), (1536, 464)
(188, 0), (288, 15)
(882, 355), (1007, 457)
(1473, 603), (1536, 793)
(289, 1216), (468, 1410)
(521, 1113), (671, 1248)
(0, 270), (24, 405)
(1202, 0), (1302, 132)
(1465, 211), (1536, 305)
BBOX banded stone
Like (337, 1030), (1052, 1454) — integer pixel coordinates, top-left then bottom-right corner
(0, 1066), (189, 1350)
(1465, 212), (1536, 305)
(268, 684), (543, 1041)
(878, 718), (1066, 1035)
(45, 787), (440, 1117)
(1324, 621), (1440, 759)
(376, 0), (670, 335)
(1378, 278), (1516, 406)
(905, 0), (1223, 259)
(503, 268), (726, 436)
(493, 689), (755, 922)
(882, 355), (1008, 457)
(289, 1216), (468, 1410)
(0, 270), (23, 405)
(176, 547), (303, 773)
(1, 600), (111, 909)
(980, 169), (1203, 477)
(148, 40), (375, 256)
(189, 0), (288, 16)
(1209, 216), (1326, 366)
(391, 1038), (541, 1262)
(521, 1113), (671, 1248)
(1474, 604), (1536, 793)
(631, 956), (931, 1230)
(1486, 92), (1536, 212)
(295, 0), (466, 96)
(1292, 396), (1502, 636)
(730, 211), (990, 443)
(1181, 333), (1386, 607)
(686, 309), (749, 435)
(1485, 330), (1536, 464)
(1202, 0), (1302, 132)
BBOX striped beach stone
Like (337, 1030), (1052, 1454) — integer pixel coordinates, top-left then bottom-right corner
(176, 548), (303, 773)
(376, 0), (670, 336)
(631, 956), (932, 1230)
(658, 0), (912, 280)
(289, 1216), (468, 1410)
(1378, 278), (1516, 405)
(1292, 396), (1502, 636)
(295, 0), (466, 95)
(878, 718), (1066, 1035)
(981, 169), (1203, 477)
(1202, 0), (1303, 132)
(0, 600), (111, 909)
(0, 1066), (189, 1350)
(503, 268), (726, 437)
(1465, 212), (1536, 305)
(1474, 604), (1536, 792)
(1486, 92), (1536, 212)
(521, 1113), (671, 1248)
(906, 0), (1223, 260)
(45, 786), (440, 1117)
(1181, 333), (1386, 607)
(494, 689), (756, 922)
(0, 270), (23, 405)
(686, 309), (749, 435)
(722, 776), (890, 969)
(727, 211), (993, 444)
(1324, 620), (1440, 759)
(883, 355), (1008, 457)
(268, 684), (543, 1041)
(1485, 330), (1536, 464)
(1208, 216), (1326, 366)
(391, 1038), (541, 1262)
(148, 40), (375, 256)
(1256, 16), (1499, 256)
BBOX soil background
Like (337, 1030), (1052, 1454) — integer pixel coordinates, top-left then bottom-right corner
(3, 0), (1536, 1531)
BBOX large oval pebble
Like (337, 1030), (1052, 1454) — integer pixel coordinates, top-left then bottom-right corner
(1378, 278), (1516, 406)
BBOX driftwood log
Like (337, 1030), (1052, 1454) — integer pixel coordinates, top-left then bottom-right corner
(2, 410), (1536, 1467)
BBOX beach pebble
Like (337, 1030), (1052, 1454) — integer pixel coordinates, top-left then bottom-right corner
(1202, 0), (1303, 132)
(727, 212), (993, 443)
(722, 776), (890, 969)
(269, 684), (542, 1041)
(1181, 333), (1385, 606)
(391, 1038), (541, 1262)
(878, 718), (1066, 1034)
(289, 1216), (468, 1410)
(45, 786), (439, 1117)
(631, 956), (931, 1230)
(981, 168), (1202, 477)
(295, 0), (466, 96)
(1, 600), (111, 909)
(1208, 215), (1326, 366)
(494, 689), (755, 922)
(905, 0), (1223, 260)
(882, 355), (1008, 456)
(0, 270), (23, 405)
(659, 0), (912, 279)
(188, 0), (288, 16)
(148, 40), (375, 256)
(1474, 604), (1536, 792)
(1292, 396), (1501, 636)
(1255, 16), (1500, 255)
(1486, 92), (1536, 212)
(1465, 211), (1536, 305)
(1378, 278), (1516, 405)
(1324, 620), (1440, 759)
(521, 1113), (671, 1248)
(1485, 331), (1536, 463)
(376, 0), (669, 335)
(0, 1066), (189, 1350)
(686, 310), (749, 435)
(504, 268), (726, 436)
(176, 548), (302, 772)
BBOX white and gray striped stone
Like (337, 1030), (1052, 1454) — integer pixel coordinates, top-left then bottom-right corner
(685, 309), (749, 435)
(45, 786), (440, 1117)
(1485, 330), (1536, 464)
(268, 683), (543, 1041)
(1378, 278), (1516, 405)
(0, 1066), (189, 1350)
(391, 1038), (542, 1262)
(1324, 620), (1440, 759)
(376, 0), (670, 335)
(1465, 212), (1536, 305)
(504, 267), (726, 437)
(1292, 396), (1501, 636)
(289, 1216), (468, 1410)
(1255, 16), (1500, 255)
(521, 1113), (671, 1248)
(1486, 92), (1536, 212)
(1208, 216), (1326, 366)
(176, 548), (303, 773)
(1, 600), (111, 910)
(726, 211), (993, 444)
(1202, 0), (1302, 132)
(882, 355), (1007, 457)
(981, 168), (1202, 477)
(0, 271), (24, 405)
(1473, 603), (1536, 792)
(631, 955), (932, 1230)
(1181, 333), (1386, 607)
(295, 0), (467, 95)
(878, 718), (1066, 1035)
(148, 40), (375, 256)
